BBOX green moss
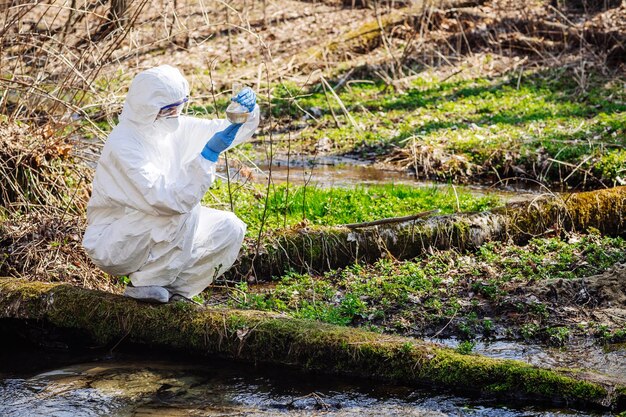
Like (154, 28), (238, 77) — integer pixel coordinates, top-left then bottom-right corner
(0, 278), (621, 410)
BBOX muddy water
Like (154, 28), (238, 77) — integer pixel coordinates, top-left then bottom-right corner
(219, 156), (542, 203)
(0, 353), (608, 417)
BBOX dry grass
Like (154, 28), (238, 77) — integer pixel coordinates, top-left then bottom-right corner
(0, 212), (117, 292)
(0, 122), (90, 213)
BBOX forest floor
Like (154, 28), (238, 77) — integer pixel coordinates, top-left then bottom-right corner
(210, 233), (626, 348)
(1, 0), (625, 354)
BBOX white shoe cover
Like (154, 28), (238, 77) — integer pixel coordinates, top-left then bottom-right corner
(123, 285), (169, 304)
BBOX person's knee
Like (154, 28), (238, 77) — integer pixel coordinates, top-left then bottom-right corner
(199, 210), (246, 252)
(223, 212), (246, 243)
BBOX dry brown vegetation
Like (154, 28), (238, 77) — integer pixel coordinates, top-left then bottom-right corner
(3, 0), (623, 126)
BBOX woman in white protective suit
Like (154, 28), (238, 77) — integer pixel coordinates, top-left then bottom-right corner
(82, 65), (259, 304)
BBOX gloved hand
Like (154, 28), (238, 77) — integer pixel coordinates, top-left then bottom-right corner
(201, 123), (242, 162)
(233, 87), (256, 112)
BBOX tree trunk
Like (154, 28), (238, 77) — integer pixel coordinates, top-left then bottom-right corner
(0, 278), (623, 411)
(231, 186), (626, 280)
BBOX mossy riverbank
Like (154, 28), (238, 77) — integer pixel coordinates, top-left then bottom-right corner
(212, 186), (626, 347)
(0, 278), (624, 412)
(229, 186), (626, 280)
(220, 234), (626, 346)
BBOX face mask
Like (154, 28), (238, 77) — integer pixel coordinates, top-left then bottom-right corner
(155, 117), (180, 134)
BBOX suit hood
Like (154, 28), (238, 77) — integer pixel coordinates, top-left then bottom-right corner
(119, 65), (190, 129)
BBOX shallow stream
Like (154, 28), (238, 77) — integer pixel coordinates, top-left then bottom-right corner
(0, 344), (616, 417)
(428, 338), (626, 384)
(4, 327), (618, 417)
(219, 156), (543, 203)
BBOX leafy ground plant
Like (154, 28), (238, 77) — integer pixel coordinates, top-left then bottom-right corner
(267, 67), (625, 188)
(213, 232), (626, 345)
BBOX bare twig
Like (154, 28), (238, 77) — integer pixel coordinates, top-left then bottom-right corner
(341, 209), (440, 229)
(320, 76), (361, 132)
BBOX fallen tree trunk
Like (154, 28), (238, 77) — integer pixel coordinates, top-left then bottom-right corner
(307, 0), (489, 64)
(0, 278), (624, 411)
(233, 186), (626, 279)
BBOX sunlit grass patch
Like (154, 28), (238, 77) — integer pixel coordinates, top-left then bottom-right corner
(268, 68), (625, 186)
(203, 181), (500, 234)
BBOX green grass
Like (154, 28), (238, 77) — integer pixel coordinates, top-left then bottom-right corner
(203, 181), (500, 234)
(268, 67), (626, 185)
(221, 232), (626, 340)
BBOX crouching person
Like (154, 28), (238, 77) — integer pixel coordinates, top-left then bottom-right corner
(82, 65), (259, 303)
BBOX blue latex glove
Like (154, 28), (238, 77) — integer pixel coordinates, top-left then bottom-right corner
(201, 123), (242, 162)
(233, 87), (256, 112)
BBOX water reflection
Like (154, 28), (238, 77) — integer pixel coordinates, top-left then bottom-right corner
(217, 156), (542, 203)
(0, 356), (608, 417)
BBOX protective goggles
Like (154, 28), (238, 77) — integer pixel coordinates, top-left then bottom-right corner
(157, 96), (189, 119)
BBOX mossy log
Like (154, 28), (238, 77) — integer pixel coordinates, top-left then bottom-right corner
(1, 278), (624, 411)
(233, 186), (626, 279)
(306, 0), (489, 62)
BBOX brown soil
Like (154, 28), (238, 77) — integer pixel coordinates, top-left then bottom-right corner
(533, 264), (626, 332)
(538, 264), (626, 309)
(416, 262), (626, 343)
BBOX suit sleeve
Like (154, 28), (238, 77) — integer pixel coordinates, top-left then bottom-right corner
(176, 105), (260, 163)
(107, 141), (216, 216)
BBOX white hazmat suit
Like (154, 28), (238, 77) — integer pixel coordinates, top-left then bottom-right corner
(83, 65), (259, 299)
